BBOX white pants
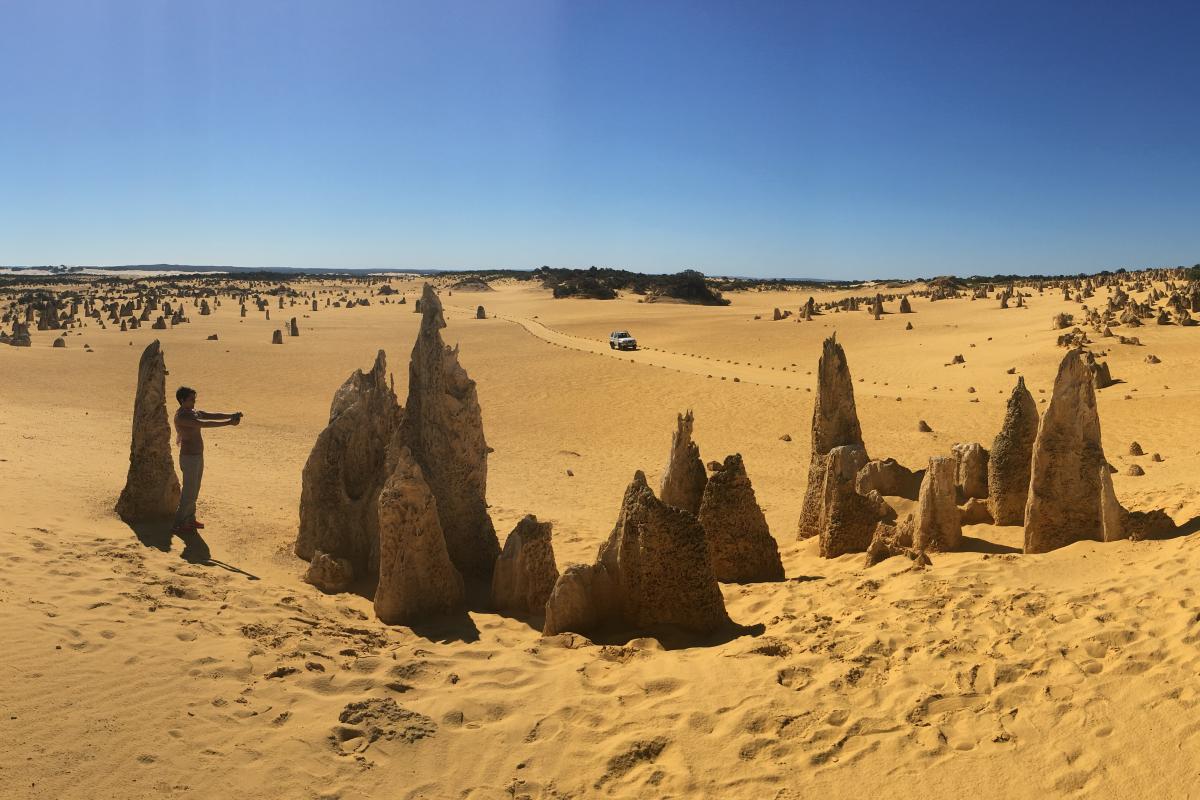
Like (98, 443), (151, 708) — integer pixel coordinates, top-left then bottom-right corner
(173, 453), (204, 529)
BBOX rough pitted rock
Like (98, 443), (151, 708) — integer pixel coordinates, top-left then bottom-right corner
(815, 445), (892, 558)
(542, 471), (730, 636)
(295, 351), (401, 579)
(115, 340), (182, 522)
(697, 454), (784, 583)
(951, 442), (989, 501)
(987, 376), (1039, 525)
(304, 551), (354, 593)
(913, 456), (962, 551)
(402, 284), (499, 581)
(864, 520), (914, 567)
(798, 335), (866, 539)
(660, 410), (707, 515)
(1024, 350), (1122, 552)
(855, 458), (924, 500)
(490, 515), (560, 616)
(475, 305), (486, 319)
(373, 445), (466, 625)
(271, 329), (283, 344)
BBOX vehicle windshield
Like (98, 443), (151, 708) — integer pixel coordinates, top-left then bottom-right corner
(613, 331), (630, 338)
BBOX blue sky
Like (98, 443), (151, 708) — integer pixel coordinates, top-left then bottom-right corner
(2, 1), (1198, 278)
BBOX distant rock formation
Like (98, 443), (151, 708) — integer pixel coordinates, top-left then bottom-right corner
(913, 456), (962, 551)
(798, 335), (866, 539)
(289, 317), (299, 337)
(475, 305), (486, 319)
(1024, 350), (1122, 552)
(272, 329), (283, 344)
(697, 454), (784, 583)
(402, 284), (499, 580)
(660, 410), (707, 515)
(295, 351), (401, 579)
(987, 377), (1039, 525)
(543, 471), (730, 636)
(373, 446), (466, 625)
(491, 515), (560, 616)
(115, 340), (182, 522)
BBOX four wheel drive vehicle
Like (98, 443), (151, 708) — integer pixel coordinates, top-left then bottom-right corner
(609, 330), (638, 350)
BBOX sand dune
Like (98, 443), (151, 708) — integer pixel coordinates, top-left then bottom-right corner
(3, 274), (1200, 798)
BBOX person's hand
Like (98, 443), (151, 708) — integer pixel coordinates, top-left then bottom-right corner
(231, 412), (243, 426)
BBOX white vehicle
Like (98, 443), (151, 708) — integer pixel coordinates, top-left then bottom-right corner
(609, 330), (638, 351)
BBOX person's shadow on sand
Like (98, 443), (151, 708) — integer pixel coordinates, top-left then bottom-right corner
(127, 519), (259, 580)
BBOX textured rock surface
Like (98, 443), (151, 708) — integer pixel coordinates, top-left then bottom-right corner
(987, 376), (1040, 526)
(116, 340), (182, 522)
(1024, 351), (1122, 553)
(816, 445), (891, 558)
(295, 350), (401, 580)
(798, 336), (866, 539)
(659, 410), (708, 515)
(914, 456), (962, 552)
(374, 446), (466, 625)
(697, 454), (784, 583)
(402, 284), (499, 581)
(304, 551), (354, 593)
(543, 471), (730, 636)
(491, 515), (560, 616)
(952, 442), (990, 501)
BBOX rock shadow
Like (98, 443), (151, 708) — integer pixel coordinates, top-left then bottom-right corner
(579, 619), (766, 651)
(959, 535), (1023, 555)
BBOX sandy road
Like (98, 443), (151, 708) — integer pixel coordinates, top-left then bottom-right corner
(443, 302), (812, 391)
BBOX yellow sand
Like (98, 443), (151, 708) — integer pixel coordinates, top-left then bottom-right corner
(2, 277), (1199, 799)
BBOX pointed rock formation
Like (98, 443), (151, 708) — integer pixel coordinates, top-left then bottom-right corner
(913, 456), (962, 551)
(951, 442), (989, 501)
(815, 445), (891, 558)
(490, 515), (560, 616)
(116, 340), (182, 522)
(798, 335), (866, 539)
(660, 410), (707, 515)
(543, 472), (730, 636)
(987, 377), (1039, 525)
(1024, 350), (1122, 552)
(402, 284), (499, 581)
(373, 445), (466, 625)
(295, 351), (401, 579)
(899, 296), (913, 313)
(697, 454), (784, 583)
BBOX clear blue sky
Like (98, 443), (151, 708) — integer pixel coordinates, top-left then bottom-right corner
(2, 1), (1198, 278)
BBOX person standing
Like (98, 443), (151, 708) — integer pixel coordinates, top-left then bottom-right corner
(172, 386), (242, 535)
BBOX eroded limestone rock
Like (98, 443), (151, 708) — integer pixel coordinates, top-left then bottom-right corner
(491, 515), (560, 616)
(660, 410), (707, 515)
(697, 454), (784, 583)
(115, 340), (182, 522)
(987, 376), (1039, 526)
(402, 284), (499, 581)
(1024, 350), (1122, 552)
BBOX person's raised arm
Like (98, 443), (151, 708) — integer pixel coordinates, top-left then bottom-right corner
(196, 410), (235, 421)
